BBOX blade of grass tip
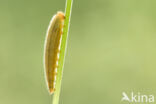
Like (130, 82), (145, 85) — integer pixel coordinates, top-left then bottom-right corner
(52, 0), (73, 104)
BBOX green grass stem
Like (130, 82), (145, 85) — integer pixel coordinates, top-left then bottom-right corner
(52, 0), (73, 104)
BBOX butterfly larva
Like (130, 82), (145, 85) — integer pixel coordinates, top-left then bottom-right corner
(44, 11), (65, 94)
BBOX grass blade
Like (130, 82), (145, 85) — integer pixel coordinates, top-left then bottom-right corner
(52, 0), (73, 104)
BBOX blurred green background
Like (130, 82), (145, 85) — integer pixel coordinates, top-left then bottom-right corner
(0, 0), (156, 104)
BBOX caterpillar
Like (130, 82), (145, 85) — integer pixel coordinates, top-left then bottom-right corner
(44, 11), (65, 94)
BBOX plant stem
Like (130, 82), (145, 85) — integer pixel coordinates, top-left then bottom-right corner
(52, 0), (73, 104)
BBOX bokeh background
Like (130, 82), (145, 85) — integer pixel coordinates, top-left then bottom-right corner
(0, 0), (156, 104)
